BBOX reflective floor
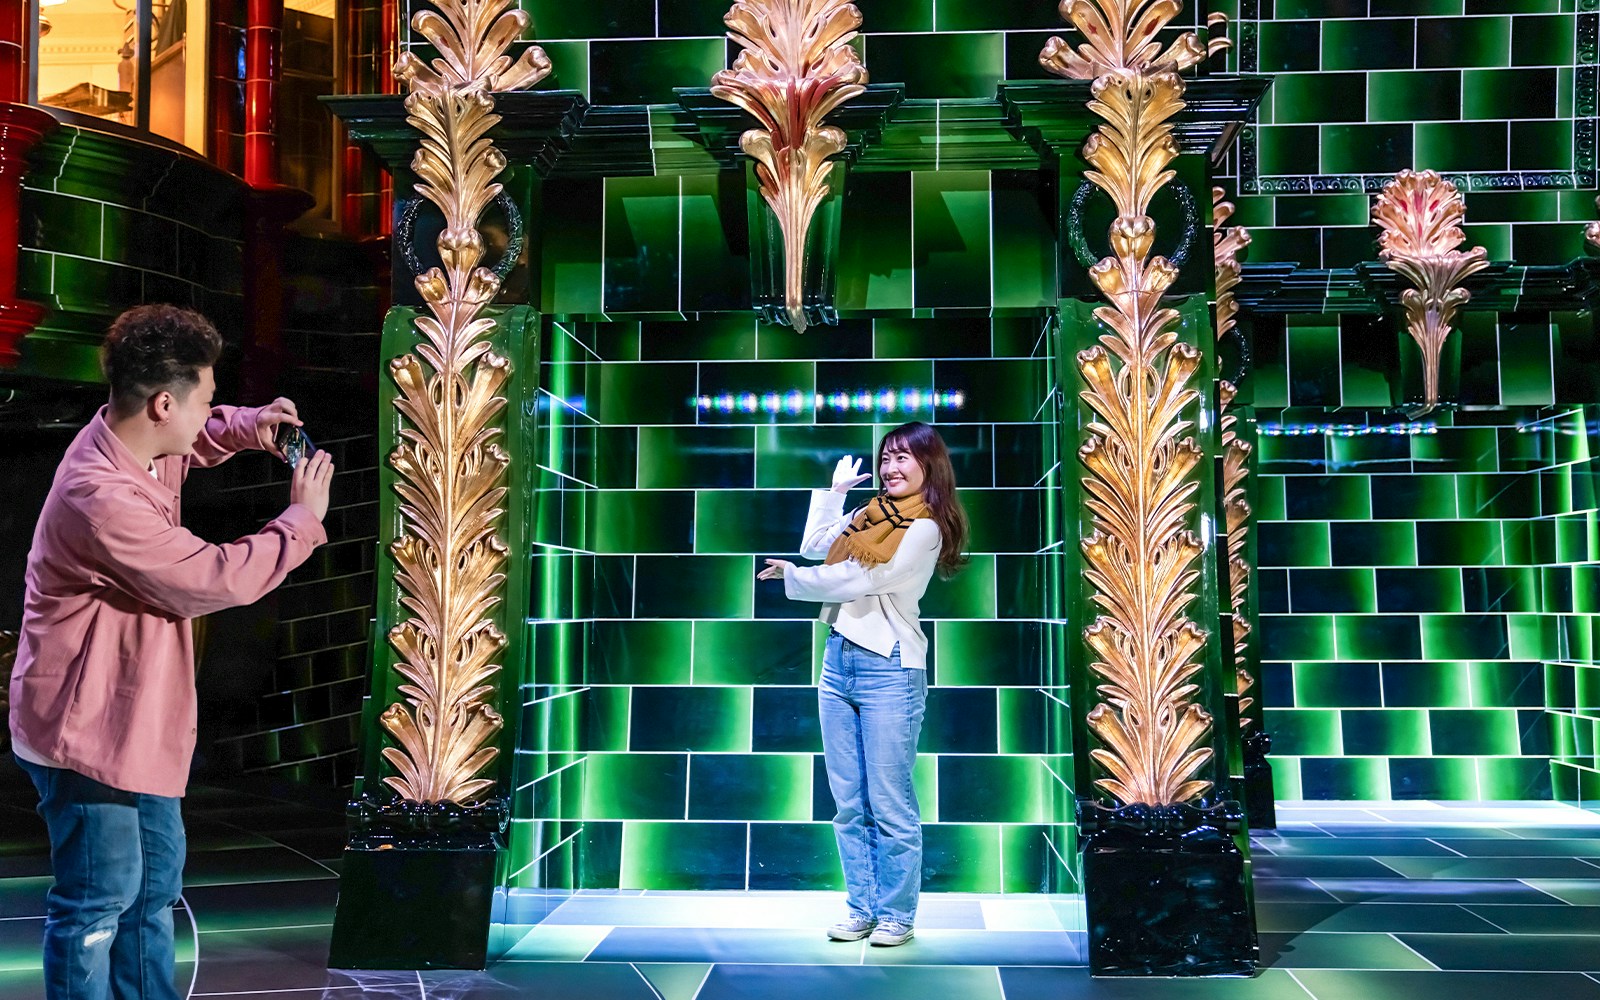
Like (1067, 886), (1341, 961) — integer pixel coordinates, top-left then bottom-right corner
(4, 767), (1600, 999)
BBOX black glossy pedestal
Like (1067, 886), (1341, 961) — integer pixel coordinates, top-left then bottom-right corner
(1079, 802), (1258, 977)
(327, 797), (507, 971)
(1243, 731), (1277, 830)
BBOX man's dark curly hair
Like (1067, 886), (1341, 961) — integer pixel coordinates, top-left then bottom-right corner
(101, 305), (223, 417)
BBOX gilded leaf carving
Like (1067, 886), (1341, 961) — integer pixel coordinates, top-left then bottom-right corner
(1214, 187), (1255, 736)
(1043, 0), (1222, 806)
(380, 0), (550, 803)
(711, 0), (868, 333)
(1373, 170), (1489, 412)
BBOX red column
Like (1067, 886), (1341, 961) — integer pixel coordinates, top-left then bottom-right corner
(0, 2), (53, 366)
(243, 0), (281, 187)
(208, 0), (243, 172)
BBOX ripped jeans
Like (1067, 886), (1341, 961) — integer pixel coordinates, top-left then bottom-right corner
(17, 758), (185, 1000)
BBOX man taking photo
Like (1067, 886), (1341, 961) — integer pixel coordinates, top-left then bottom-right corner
(8, 304), (334, 1000)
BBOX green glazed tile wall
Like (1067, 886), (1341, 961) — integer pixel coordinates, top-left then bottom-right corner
(1253, 314), (1600, 802)
(506, 315), (1076, 893)
(1232, 1), (1600, 268)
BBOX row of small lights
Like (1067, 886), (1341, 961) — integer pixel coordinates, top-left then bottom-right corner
(693, 389), (966, 414)
(1259, 422), (1438, 437)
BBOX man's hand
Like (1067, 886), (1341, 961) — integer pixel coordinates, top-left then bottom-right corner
(257, 398), (302, 457)
(757, 558), (795, 581)
(290, 450), (335, 522)
(831, 455), (870, 494)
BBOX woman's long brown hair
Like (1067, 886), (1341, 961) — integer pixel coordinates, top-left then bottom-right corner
(878, 421), (969, 579)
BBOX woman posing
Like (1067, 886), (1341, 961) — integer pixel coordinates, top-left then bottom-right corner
(758, 421), (968, 947)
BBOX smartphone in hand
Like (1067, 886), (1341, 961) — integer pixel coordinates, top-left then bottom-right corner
(274, 424), (316, 468)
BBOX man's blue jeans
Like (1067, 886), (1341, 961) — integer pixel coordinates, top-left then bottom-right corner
(16, 757), (185, 1000)
(818, 631), (928, 926)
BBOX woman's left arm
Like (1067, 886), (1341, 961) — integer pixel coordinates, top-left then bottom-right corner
(783, 521), (940, 604)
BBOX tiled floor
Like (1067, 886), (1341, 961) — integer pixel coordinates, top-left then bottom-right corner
(4, 768), (1600, 999)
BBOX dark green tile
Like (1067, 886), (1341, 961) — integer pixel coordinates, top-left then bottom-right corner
(1342, 709), (1430, 756)
(630, 686), (752, 752)
(688, 754), (812, 821)
(638, 426), (755, 489)
(634, 555), (754, 618)
(1320, 124), (1413, 176)
(522, 0), (653, 39)
(619, 821), (747, 889)
(590, 38), (725, 105)
(1290, 567), (1377, 614)
(1463, 68), (1557, 120)
(1375, 567), (1465, 614)
(590, 621), (693, 684)
(912, 171), (993, 310)
(1417, 16), (1513, 68)
(1321, 18), (1414, 70)
(864, 31), (1003, 99)
(1337, 614), (1423, 660)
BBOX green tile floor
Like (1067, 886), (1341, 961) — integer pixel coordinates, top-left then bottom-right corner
(6, 761), (1600, 997)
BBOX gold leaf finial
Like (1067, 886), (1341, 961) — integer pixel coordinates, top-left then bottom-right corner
(1373, 169), (1490, 412)
(1044, 0), (1222, 806)
(1213, 185), (1254, 741)
(711, 0), (868, 333)
(378, 0), (550, 804)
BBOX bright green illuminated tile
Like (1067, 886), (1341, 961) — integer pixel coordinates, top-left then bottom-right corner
(1341, 709), (1430, 756)
(998, 689), (1046, 754)
(1337, 615), (1422, 661)
(1430, 709), (1521, 756)
(581, 753), (688, 820)
(630, 686), (753, 752)
(590, 621), (692, 685)
(1421, 614), (1510, 660)
(1299, 757), (1390, 799)
(934, 621), (1044, 686)
(694, 620), (813, 685)
(1265, 708), (1343, 757)
(638, 427), (756, 489)
(619, 821), (748, 890)
(923, 823), (1002, 891)
(1390, 757), (1478, 799)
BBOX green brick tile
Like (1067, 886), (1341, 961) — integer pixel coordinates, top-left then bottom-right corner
(1272, 73), (1369, 125)
(1374, 567), (1465, 614)
(1299, 757), (1391, 798)
(912, 171), (993, 310)
(1259, 520), (1332, 568)
(751, 687), (821, 752)
(924, 687), (998, 753)
(1258, 125), (1322, 176)
(1420, 613), (1511, 660)
(1294, 661), (1382, 708)
(635, 555), (755, 618)
(1268, 708), (1344, 757)
(21, 189), (103, 257)
(591, 621), (693, 685)
(1258, 21), (1321, 72)
(921, 554), (998, 619)
(1417, 15), (1513, 69)
(1513, 14), (1575, 65)
(638, 426), (755, 489)
(1290, 567), (1378, 614)
(748, 823), (843, 890)
(754, 425), (878, 489)
(933, 0), (1061, 30)
(1478, 756), (1552, 798)
(1416, 520), (1503, 566)
(1502, 518), (1556, 565)
(688, 754), (813, 821)
(933, 359), (1046, 423)
(521, 0), (652, 39)
(1262, 613), (1337, 660)
(595, 361), (698, 425)
(620, 821), (748, 890)
(1257, 434), (1329, 476)
(1461, 566), (1540, 613)
(1288, 322), (1341, 405)
(934, 621), (1044, 686)
(1415, 121), (1511, 172)
(997, 689), (1046, 755)
(1284, 475), (1372, 520)
(1470, 659), (1546, 707)
(1322, 18), (1415, 71)
(922, 824), (1002, 892)
(1342, 709), (1432, 756)
(1413, 427), (1498, 473)
(602, 175), (683, 313)
(1458, 473), (1539, 519)
(696, 489), (809, 554)
(937, 756), (1045, 823)
(589, 38), (725, 105)
(1330, 434), (1411, 473)
(1430, 708), (1522, 756)
(591, 491), (695, 553)
(863, 31), (1003, 99)
(1320, 124), (1413, 176)
(1383, 661), (1472, 708)
(1274, 0), (1367, 16)
(1332, 522), (1416, 567)
(1370, 474), (1459, 520)
(1463, 68), (1559, 119)
(837, 172), (913, 312)
(1337, 614), (1424, 661)
(629, 686), (753, 752)
(581, 687), (632, 751)
(695, 621), (814, 686)
(1373, 0), (1462, 11)
(1390, 757), (1479, 798)
(582, 753), (688, 820)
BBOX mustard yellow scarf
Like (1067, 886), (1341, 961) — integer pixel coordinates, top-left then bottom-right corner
(825, 493), (930, 569)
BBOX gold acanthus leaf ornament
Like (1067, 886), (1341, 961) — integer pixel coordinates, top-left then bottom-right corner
(1043, 0), (1224, 806)
(378, 0), (550, 804)
(1213, 187), (1255, 735)
(1372, 169), (1489, 413)
(711, 0), (868, 334)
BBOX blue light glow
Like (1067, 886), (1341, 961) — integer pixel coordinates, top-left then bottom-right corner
(692, 388), (966, 414)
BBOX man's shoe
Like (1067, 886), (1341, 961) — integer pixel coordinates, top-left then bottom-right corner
(827, 914), (876, 941)
(868, 921), (914, 946)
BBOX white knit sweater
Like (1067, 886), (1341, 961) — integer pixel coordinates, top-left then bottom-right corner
(783, 490), (940, 670)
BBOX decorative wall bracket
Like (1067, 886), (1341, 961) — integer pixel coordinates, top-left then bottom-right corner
(1372, 169), (1489, 414)
(710, 0), (868, 333)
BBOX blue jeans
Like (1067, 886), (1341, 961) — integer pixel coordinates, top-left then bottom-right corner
(818, 631), (928, 926)
(17, 758), (185, 1000)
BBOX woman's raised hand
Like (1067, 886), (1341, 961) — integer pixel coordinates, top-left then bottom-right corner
(831, 455), (871, 493)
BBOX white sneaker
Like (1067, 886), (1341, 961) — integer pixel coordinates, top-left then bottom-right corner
(827, 914), (877, 941)
(868, 920), (914, 946)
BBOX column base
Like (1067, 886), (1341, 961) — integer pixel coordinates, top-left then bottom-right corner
(1079, 801), (1258, 977)
(326, 797), (507, 971)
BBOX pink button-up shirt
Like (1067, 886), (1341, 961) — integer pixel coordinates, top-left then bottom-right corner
(8, 405), (327, 797)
